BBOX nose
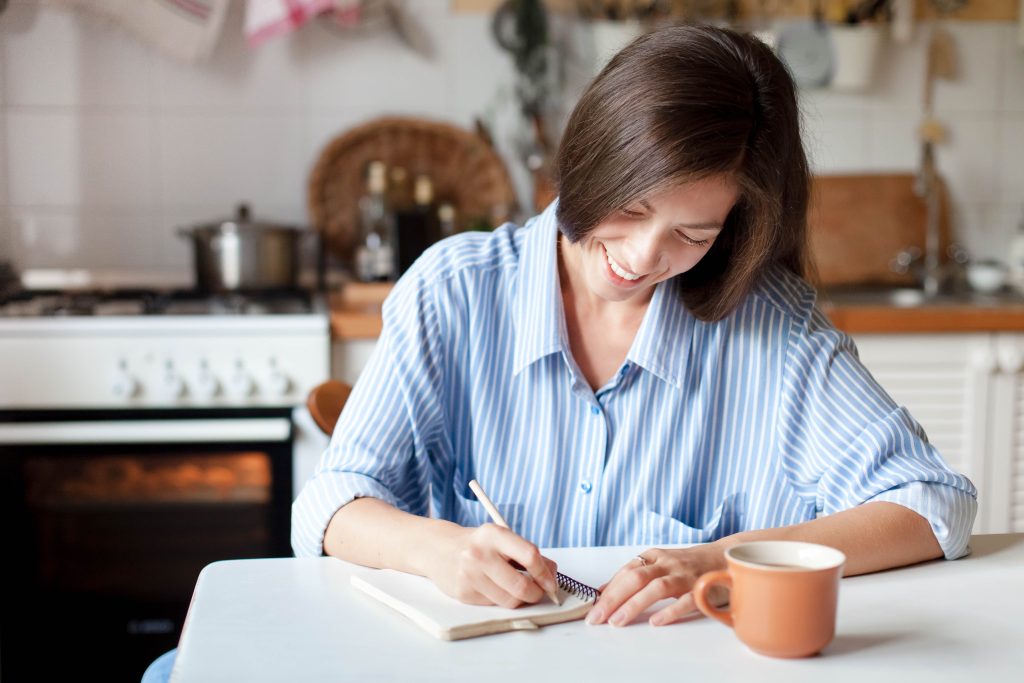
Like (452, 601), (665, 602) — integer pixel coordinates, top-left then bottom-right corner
(622, 223), (666, 274)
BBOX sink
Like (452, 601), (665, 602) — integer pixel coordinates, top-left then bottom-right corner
(819, 285), (1024, 308)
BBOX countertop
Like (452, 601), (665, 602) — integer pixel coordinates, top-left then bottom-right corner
(330, 283), (1024, 341)
(172, 535), (1024, 682)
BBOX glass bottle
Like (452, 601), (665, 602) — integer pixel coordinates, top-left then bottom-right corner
(394, 174), (441, 276)
(355, 160), (395, 282)
(437, 202), (457, 240)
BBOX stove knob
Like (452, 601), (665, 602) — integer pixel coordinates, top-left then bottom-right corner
(228, 372), (256, 398)
(265, 371), (292, 397)
(194, 371), (221, 399)
(112, 372), (140, 399)
(160, 373), (186, 400)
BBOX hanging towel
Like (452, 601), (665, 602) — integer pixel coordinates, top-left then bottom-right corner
(48, 0), (230, 64)
(245, 0), (361, 46)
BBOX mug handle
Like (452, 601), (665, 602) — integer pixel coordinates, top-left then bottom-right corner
(692, 570), (733, 628)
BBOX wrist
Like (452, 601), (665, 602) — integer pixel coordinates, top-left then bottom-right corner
(410, 519), (467, 579)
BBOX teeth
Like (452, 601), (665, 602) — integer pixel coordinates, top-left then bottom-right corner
(606, 250), (641, 281)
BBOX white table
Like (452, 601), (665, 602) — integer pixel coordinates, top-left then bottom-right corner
(171, 534), (1024, 682)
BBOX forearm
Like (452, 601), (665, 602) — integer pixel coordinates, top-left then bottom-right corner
(712, 501), (943, 576)
(323, 497), (465, 577)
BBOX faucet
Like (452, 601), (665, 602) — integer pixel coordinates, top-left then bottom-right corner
(913, 25), (957, 298)
(914, 138), (943, 297)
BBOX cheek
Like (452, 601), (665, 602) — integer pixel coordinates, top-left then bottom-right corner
(671, 245), (714, 274)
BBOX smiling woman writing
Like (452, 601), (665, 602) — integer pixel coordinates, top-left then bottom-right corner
(292, 24), (977, 629)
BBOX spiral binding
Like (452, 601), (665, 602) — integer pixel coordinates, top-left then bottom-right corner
(556, 572), (600, 601)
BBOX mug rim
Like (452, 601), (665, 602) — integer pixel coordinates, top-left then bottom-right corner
(725, 540), (846, 572)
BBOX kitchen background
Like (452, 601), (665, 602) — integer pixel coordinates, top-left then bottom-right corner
(1, 0), (1023, 272)
(1, 2), (1023, 680)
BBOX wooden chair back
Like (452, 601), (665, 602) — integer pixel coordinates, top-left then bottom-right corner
(305, 380), (353, 436)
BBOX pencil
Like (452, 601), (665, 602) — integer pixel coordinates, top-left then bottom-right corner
(468, 479), (562, 606)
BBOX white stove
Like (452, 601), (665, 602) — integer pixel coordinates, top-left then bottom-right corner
(0, 288), (330, 409)
(0, 284), (332, 679)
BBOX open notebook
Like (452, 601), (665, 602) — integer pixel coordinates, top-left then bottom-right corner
(351, 569), (600, 641)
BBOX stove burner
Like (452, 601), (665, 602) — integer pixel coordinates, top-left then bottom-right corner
(0, 288), (321, 318)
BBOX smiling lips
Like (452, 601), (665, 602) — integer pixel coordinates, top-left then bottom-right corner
(604, 245), (644, 283)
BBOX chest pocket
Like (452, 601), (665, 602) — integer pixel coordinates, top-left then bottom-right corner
(641, 493), (746, 545)
(448, 489), (523, 532)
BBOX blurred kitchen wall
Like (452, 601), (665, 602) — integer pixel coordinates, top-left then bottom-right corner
(0, 0), (1022, 274)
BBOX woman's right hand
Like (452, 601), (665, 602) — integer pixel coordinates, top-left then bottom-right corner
(425, 523), (560, 608)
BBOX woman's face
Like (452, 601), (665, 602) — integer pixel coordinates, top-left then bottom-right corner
(562, 174), (740, 306)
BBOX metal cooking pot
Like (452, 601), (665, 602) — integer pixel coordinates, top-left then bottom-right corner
(178, 204), (306, 291)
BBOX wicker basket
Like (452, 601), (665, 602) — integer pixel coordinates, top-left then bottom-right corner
(307, 117), (519, 265)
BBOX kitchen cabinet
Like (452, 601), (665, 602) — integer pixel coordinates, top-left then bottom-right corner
(853, 332), (1024, 534)
(990, 334), (1024, 533)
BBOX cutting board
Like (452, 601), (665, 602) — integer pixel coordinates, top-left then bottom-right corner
(808, 173), (951, 287)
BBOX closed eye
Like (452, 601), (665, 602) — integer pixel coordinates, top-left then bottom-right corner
(676, 230), (710, 247)
(619, 208), (645, 219)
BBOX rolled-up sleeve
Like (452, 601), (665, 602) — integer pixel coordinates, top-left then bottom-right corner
(776, 308), (978, 559)
(291, 271), (448, 557)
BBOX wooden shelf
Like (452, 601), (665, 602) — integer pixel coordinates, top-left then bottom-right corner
(451, 0), (1020, 22)
(329, 282), (1024, 339)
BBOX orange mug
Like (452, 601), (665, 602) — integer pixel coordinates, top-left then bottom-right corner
(692, 541), (846, 658)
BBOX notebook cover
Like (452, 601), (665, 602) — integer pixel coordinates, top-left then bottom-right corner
(351, 569), (597, 641)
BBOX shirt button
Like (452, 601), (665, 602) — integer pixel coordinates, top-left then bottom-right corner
(590, 405), (600, 415)
(579, 480), (593, 494)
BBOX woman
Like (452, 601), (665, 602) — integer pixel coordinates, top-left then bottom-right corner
(292, 24), (976, 630)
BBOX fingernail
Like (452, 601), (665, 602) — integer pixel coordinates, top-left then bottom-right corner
(609, 611), (626, 627)
(586, 607), (604, 625)
(649, 614), (665, 627)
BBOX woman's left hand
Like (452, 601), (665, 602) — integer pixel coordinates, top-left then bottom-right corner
(585, 544), (727, 627)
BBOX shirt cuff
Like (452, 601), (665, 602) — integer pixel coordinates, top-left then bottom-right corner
(291, 471), (402, 558)
(864, 481), (978, 560)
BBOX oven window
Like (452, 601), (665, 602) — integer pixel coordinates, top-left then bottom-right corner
(24, 452), (275, 601)
(25, 452), (271, 505)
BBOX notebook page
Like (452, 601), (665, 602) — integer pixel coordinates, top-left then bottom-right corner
(351, 568), (597, 640)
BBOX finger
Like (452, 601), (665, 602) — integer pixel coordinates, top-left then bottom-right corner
(487, 526), (559, 597)
(607, 574), (688, 627)
(585, 565), (652, 625)
(471, 570), (526, 609)
(483, 555), (546, 605)
(458, 587), (498, 606)
(649, 592), (699, 626)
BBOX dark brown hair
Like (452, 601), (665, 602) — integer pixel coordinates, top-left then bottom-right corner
(555, 24), (810, 321)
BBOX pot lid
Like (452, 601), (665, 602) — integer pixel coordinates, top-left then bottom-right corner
(187, 203), (305, 234)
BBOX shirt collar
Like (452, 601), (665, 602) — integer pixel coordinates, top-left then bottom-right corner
(625, 277), (694, 390)
(512, 200), (566, 376)
(511, 199), (694, 389)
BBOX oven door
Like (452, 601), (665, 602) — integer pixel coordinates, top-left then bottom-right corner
(0, 408), (295, 682)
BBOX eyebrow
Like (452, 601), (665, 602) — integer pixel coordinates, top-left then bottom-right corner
(636, 200), (725, 232)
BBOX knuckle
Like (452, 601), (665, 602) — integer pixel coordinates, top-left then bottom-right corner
(509, 572), (533, 598)
(624, 572), (647, 592)
(463, 544), (485, 563)
(523, 546), (543, 567)
(501, 595), (522, 609)
(454, 566), (473, 586)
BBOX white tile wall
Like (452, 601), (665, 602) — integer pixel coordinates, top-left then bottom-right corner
(1, 2), (1023, 271)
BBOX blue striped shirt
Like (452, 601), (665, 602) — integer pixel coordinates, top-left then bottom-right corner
(292, 200), (977, 560)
